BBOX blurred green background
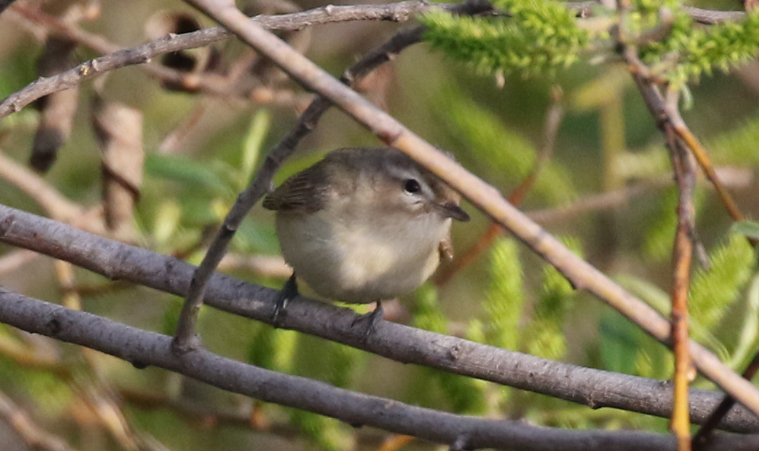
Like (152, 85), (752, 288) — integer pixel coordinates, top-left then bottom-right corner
(1, 0), (759, 450)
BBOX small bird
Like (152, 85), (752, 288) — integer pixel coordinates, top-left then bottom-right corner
(263, 147), (469, 332)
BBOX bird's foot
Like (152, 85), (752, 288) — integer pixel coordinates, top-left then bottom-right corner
(272, 273), (298, 327)
(351, 301), (384, 342)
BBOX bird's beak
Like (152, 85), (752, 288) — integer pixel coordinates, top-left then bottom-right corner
(437, 202), (470, 222)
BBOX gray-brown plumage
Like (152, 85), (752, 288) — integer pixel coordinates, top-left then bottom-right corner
(264, 147), (469, 305)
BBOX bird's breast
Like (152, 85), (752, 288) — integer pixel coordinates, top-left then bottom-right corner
(276, 209), (450, 303)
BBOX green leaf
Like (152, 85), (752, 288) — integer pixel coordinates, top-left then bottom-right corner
(483, 238), (524, 350)
(239, 109), (271, 189)
(421, 0), (589, 78)
(732, 221), (759, 241)
(145, 153), (230, 196)
(690, 233), (756, 333)
(599, 312), (641, 375)
(525, 236), (582, 360)
(728, 274), (759, 369)
(413, 284), (448, 333)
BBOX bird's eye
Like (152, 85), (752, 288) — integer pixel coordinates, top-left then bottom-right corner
(403, 179), (421, 194)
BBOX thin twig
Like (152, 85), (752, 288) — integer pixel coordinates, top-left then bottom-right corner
(694, 354), (759, 447)
(9, 5), (310, 107)
(0, 389), (77, 451)
(0, 1), (473, 119)
(0, 149), (106, 235)
(665, 107), (745, 223)
(0, 249), (39, 276)
(1, 1), (748, 120)
(0, 150), (91, 226)
(525, 176), (671, 224)
(668, 124), (695, 451)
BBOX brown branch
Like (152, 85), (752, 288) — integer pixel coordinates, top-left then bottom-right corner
(526, 176), (672, 224)
(2, 284), (759, 450)
(0, 249), (39, 276)
(2, 204), (759, 433)
(668, 126), (696, 451)
(53, 261), (167, 451)
(0, 149), (105, 235)
(120, 387), (393, 447)
(695, 354), (759, 447)
(0, 389), (77, 451)
(10, 4), (310, 106)
(92, 97), (144, 241)
(180, 0), (759, 416)
(0, 1), (474, 119)
(617, 14), (759, 441)
(0, 150), (87, 224)
(665, 108), (744, 223)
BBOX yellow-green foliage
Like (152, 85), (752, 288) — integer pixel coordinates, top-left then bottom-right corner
(525, 236), (582, 360)
(423, 0), (759, 87)
(642, 186), (705, 261)
(413, 283), (448, 334)
(612, 233), (755, 379)
(728, 275), (759, 369)
(288, 336), (362, 451)
(709, 112), (759, 166)
(247, 326), (298, 373)
(413, 285), (488, 414)
(289, 409), (354, 451)
(421, 0), (589, 77)
(636, 5), (759, 85)
(689, 233), (756, 334)
(483, 238), (524, 350)
(247, 327), (363, 451)
(324, 342), (364, 390)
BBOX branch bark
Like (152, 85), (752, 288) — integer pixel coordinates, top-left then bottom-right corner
(180, 0), (759, 416)
(0, 1), (748, 119)
(1, 285), (759, 451)
(0, 204), (758, 433)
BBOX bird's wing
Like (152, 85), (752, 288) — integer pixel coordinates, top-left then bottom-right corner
(262, 164), (329, 214)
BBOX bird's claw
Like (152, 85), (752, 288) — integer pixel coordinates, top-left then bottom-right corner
(351, 301), (384, 342)
(272, 274), (298, 327)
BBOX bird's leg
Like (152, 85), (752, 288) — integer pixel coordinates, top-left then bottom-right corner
(352, 300), (384, 341)
(272, 273), (298, 327)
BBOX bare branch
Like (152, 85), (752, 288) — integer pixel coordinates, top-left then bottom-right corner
(0, 1), (472, 119)
(2, 284), (759, 450)
(0, 389), (77, 451)
(1, 1), (749, 119)
(181, 0), (759, 416)
(1, 204), (758, 433)
(669, 125), (697, 450)
(0, 149), (105, 235)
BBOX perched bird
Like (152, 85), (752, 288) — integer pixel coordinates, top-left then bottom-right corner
(263, 147), (469, 331)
